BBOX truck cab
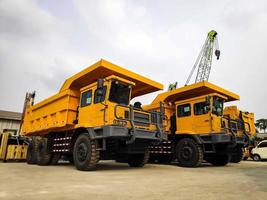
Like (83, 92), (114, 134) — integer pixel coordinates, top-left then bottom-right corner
(175, 93), (226, 134)
(78, 75), (162, 133)
(78, 76), (134, 128)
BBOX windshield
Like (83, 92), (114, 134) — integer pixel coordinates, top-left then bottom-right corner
(109, 81), (131, 105)
(212, 96), (224, 116)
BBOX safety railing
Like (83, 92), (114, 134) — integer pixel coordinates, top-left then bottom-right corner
(114, 104), (165, 144)
(222, 116), (251, 147)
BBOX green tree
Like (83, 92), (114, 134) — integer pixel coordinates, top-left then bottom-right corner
(255, 119), (267, 133)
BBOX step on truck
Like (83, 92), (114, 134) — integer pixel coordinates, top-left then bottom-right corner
(21, 59), (166, 171)
(144, 81), (245, 167)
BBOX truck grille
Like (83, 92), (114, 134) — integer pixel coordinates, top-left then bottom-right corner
(134, 112), (150, 126)
(125, 111), (150, 127)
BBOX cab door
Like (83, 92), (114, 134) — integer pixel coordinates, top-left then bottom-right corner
(79, 86), (108, 127)
(211, 96), (224, 133)
(92, 86), (108, 126)
(192, 101), (211, 134)
(176, 103), (193, 133)
(78, 89), (93, 126)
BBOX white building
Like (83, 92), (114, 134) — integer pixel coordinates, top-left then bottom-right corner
(0, 110), (22, 136)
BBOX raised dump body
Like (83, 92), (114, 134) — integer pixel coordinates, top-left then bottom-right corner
(223, 106), (256, 138)
(224, 106), (256, 161)
(0, 132), (27, 161)
(22, 89), (79, 135)
(22, 59), (166, 171)
(144, 81), (245, 167)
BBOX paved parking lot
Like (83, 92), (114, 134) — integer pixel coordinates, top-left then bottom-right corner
(0, 161), (266, 200)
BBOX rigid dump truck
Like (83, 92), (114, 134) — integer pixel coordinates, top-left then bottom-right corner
(0, 132), (27, 161)
(21, 59), (166, 171)
(144, 81), (244, 167)
(223, 106), (256, 161)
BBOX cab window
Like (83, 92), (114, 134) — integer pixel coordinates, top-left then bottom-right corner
(212, 96), (224, 116)
(109, 81), (131, 105)
(81, 90), (92, 107)
(177, 104), (191, 117)
(94, 86), (107, 104)
(194, 102), (209, 115)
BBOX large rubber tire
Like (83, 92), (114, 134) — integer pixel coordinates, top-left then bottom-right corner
(176, 138), (203, 167)
(128, 149), (150, 167)
(230, 146), (243, 163)
(36, 138), (52, 166)
(73, 133), (100, 171)
(206, 154), (231, 166)
(26, 137), (39, 164)
(50, 153), (61, 165)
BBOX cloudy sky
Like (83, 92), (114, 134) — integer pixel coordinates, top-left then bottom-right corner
(0, 0), (266, 119)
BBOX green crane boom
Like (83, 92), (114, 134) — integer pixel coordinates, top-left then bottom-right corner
(185, 30), (220, 86)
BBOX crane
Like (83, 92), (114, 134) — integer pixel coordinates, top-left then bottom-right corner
(185, 30), (220, 86)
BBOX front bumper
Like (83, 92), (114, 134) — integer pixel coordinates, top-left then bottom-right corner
(95, 125), (167, 141)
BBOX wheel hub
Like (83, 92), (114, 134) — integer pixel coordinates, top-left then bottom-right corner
(181, 146), (193, 161)
(77, 143), (88, 161)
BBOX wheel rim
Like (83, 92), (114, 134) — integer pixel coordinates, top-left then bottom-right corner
(77, 143), (88, 162)
(180, 145), (193, 161)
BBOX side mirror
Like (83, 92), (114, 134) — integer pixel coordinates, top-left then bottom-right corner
(97, 79), (104, 89)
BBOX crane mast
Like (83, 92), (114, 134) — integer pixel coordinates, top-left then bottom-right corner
(185, 30), (220, 86)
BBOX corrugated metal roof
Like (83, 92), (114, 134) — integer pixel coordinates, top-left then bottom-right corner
(0, 110), (22, 121)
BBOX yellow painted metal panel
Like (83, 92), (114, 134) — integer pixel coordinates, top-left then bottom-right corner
(224, 105), (256, 138)
(5, 145), (27, 160)
(151, 81), (239, 105)
(60, 59), (163, 98)
(0, 133), (8, 159)
(0, 133), (28, 161)
(21, 89), (80, 135)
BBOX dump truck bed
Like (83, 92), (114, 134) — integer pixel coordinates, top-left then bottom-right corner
(224, 106), (256, 136)
(21, 59), (163, 136)
(60, 59), (163, 98)
(144, 81), (239, 110)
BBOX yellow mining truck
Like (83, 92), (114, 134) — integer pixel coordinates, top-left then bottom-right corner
(21, 59), (166, 171)
(223, 106), (256, 161)
(0, 109), (28, 162)
(144, 81), (244, 167)
(0, 132), (28, 161)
